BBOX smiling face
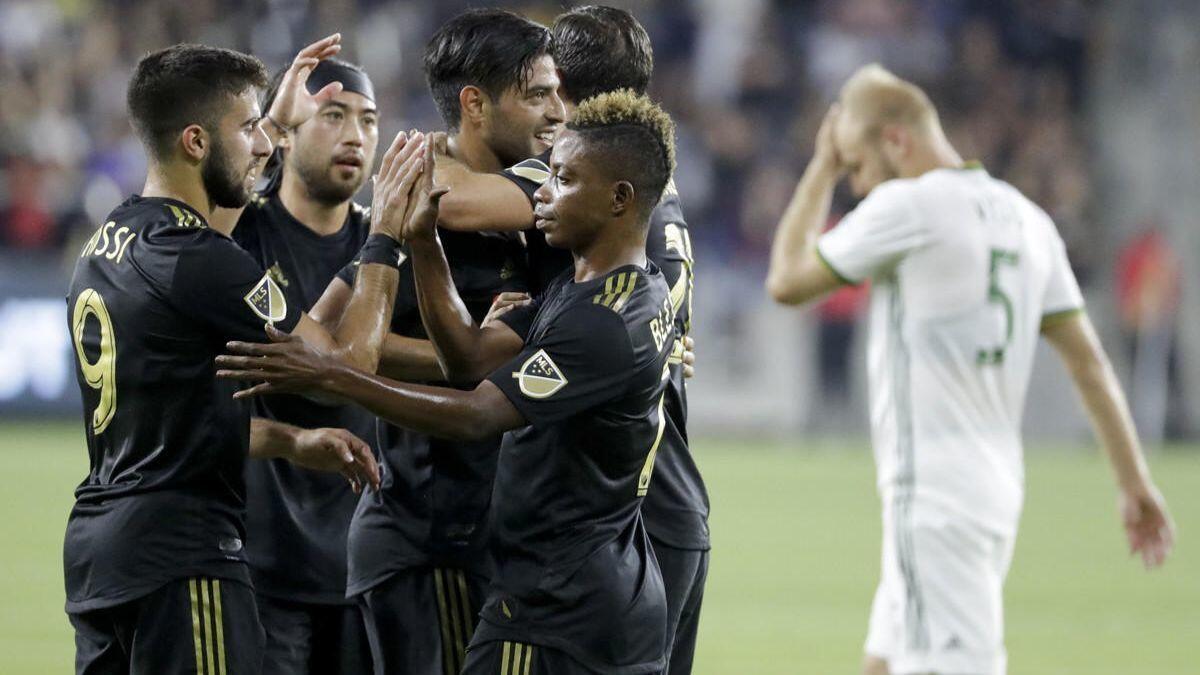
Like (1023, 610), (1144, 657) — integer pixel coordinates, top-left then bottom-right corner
(202, 88), (272, 208)
(482, 54), (565, 166)
(532, 130), (614, 252)
(287, 90), (379, 205)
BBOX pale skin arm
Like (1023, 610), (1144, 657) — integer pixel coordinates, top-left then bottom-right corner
(765, 106), (848, 306)
(248, 417), (380, 492)
(1041, 311), (1175, 568)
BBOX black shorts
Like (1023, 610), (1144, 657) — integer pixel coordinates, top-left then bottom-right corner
(257, 595), (371, 675)
(655, 545), (709, 675)
(463, 639), (650, 675)
(70, 576), (263, 675)
(359, 566), (489, 675)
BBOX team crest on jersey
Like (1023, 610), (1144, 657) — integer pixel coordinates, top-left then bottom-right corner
(244, 273), (288, 323)
(513, 349), (567, 398)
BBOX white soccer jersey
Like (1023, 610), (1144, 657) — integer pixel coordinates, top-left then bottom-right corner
(818, 166), (1083, 535)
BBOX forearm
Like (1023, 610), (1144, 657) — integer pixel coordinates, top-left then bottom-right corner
(408, 236), (491, 380)
(248, 417), (301, 460)
(766, 163), (838, 301)
(325, 364), (507, 441)
(378, 334), (447, 382)
(328, 261), (399, 372)
(434, 161), (533, 232)
(1068, 352), (1152, 491)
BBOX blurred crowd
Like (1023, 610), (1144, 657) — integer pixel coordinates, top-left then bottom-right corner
(0, 0), (1096, 281)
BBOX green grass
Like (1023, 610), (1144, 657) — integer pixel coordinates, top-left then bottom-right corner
(2, 422), (1197, 674)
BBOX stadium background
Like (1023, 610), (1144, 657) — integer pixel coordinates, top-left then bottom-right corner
(0, 0), (1197, 672)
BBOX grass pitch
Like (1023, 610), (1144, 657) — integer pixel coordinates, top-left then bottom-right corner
(1, 421), (1196, 674)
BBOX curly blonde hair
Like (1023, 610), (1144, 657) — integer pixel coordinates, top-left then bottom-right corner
(569, 88), (676, 177)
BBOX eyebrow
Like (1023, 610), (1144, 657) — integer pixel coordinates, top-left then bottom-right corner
(320, 101), (378, 116)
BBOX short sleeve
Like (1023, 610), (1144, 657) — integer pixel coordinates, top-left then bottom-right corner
(170, 231), (302, 343)
(1042, 227), (1084, 317)
(498, 151), (551, 205)
(488, 303), (634, 425)
(817, 182), (928, 283)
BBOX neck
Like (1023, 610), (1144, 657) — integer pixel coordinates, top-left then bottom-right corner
(142, 164), (214, 225)
(572, 221), (648, 282)
(908, 132), (964, 177)
(278, 171), (350, 236)
(448, 127), (502, 172)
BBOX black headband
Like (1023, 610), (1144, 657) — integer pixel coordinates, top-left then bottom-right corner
(306, 61), (375, 102)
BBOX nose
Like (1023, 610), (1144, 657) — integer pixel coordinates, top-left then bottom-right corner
(533, 180), (551, 205)
(343, 117), (366, 147)
(546, 89), (566, 124)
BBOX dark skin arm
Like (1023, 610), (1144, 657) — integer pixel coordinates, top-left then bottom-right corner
(403, 133), (526, 382)
(248, 417), (380, 492)
(219, 328), (525, 442)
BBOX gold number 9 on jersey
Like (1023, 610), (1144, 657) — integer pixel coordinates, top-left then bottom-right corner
(72, 289), (117, 434)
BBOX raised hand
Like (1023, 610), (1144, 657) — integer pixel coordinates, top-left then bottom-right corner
(400, 133), (451, 242)
(267, 34), (344, 131)
(216, 325), (340, 398)
(291, 427), (381, 493)
(1119, 483), (1175, 569)
(812, 103), (843, 177)
(369, 130), (426, 240)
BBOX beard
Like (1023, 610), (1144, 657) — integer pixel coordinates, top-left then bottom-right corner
(202, 134), (254, 208)
(486, 114), (539, 167)
(290, 150), (364, 206)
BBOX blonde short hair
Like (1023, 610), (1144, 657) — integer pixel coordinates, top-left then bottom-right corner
(839, 64), (938, 137)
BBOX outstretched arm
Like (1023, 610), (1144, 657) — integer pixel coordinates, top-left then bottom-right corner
(221, 330), (525, 441)
(1042, 311), (1175, 568)
(249, 417), (380, 492)
(766, 106), (847, 306)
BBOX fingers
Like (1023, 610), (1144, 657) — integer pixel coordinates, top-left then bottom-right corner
(231, 381), (276, 399)
(295, 33), (342, 62)
(494, 292), (531, 304)
(374, 130), (409, 187)
(380, 131), (424, 195)
(430, 131), (449, 156)
(311, 81), (343, 105)
(222, 340), (293, 357)
(265, 324), (298, 342)
(346, 434), (382, 491)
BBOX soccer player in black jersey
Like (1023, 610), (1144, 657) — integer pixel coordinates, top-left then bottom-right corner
(218, 57), (404, 675)
(219, 90), (677, 674)
(425, 7), (712, 672)
(64, 36), (431, 674)
(299, 11), (564, 675)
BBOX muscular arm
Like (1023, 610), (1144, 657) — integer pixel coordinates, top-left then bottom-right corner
(307, 274), (446, 382)
(1042, 311), (1175, 567)
(323, 367), (525, 441)
(408, 235), (526, 382)
(433, 151), (534, 233)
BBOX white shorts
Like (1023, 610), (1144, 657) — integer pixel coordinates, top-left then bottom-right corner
(865, 498), (1015, 675)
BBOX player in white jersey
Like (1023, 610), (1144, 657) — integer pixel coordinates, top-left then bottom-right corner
(766, 64), (1175, 675)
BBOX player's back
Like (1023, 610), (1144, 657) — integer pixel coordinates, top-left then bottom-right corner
(823, 166), (1083, 534)
(65, 195), (298, 612)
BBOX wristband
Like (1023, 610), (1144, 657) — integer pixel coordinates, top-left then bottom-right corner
(357, 233), (404, 268)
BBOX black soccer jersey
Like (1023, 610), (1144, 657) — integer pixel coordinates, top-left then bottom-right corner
(476, 264), (674, 673)
(232, 192), (376, 604)
(343, 228), (528, 596)
(501, 158), (711, 550)
(64, 195), (301, 613)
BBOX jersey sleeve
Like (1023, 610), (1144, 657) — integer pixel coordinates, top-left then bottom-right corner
(170, 231), (302, 342)
(497, 150), (551, 205)
(488, 303), (634, 425)
(1041, 227), (1085, 318)
(816, 181), (928, 283)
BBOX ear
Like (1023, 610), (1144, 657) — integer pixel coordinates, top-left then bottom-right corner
(180, 124), (208, 163)
(459, 86), (488, 128)
(880, 124), (909, 157)
(611, 180), (635, 217)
